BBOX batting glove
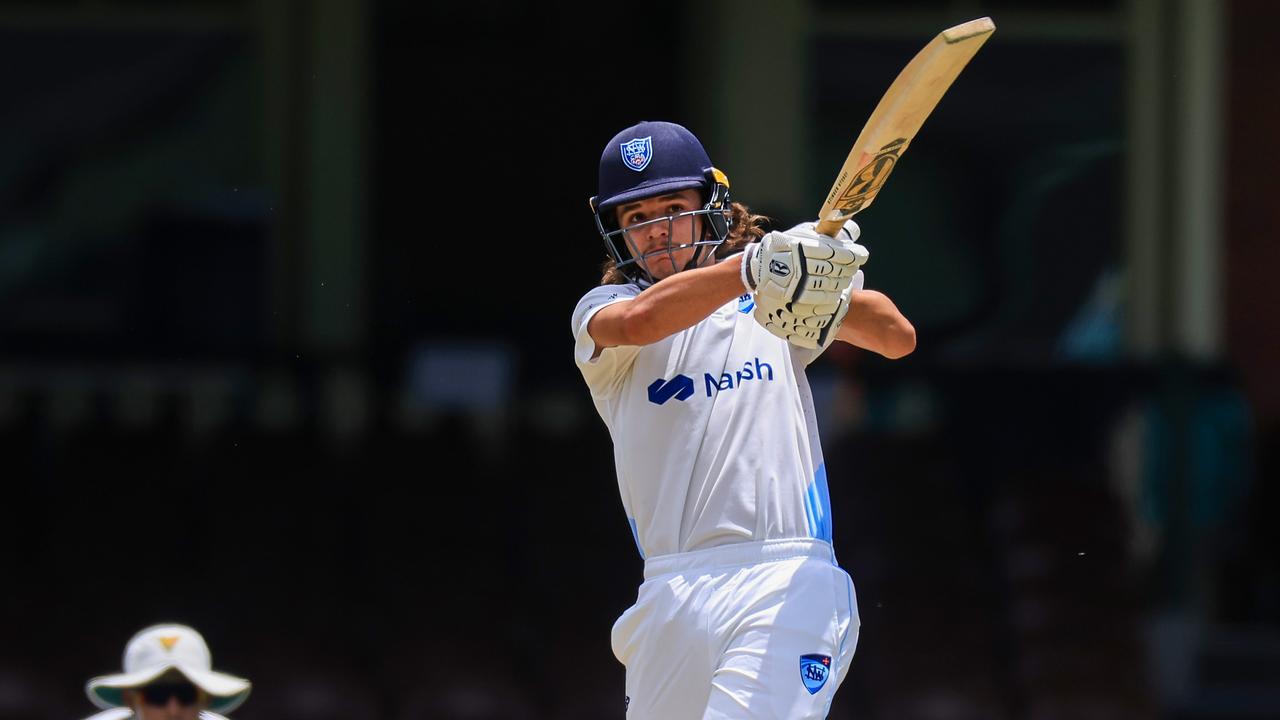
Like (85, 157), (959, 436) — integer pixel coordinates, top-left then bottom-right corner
(741, 219), (867, 307)
(755, 284), (856, 350)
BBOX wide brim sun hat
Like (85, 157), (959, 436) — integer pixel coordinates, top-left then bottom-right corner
(85, 624), (251, 714)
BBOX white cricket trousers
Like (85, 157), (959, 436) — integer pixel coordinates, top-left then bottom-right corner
(611, 538), (859, 719)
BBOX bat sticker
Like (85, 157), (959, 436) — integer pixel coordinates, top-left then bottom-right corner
(834, 138), (907, 215)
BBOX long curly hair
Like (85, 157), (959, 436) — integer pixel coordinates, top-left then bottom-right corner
(598, 201), (769, 285)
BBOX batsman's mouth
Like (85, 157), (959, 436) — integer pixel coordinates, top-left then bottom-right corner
(638, 242), (694, 261)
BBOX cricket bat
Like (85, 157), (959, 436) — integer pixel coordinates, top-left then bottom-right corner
(815, 17), (995, 236)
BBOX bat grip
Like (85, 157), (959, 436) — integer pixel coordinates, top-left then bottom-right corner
(815, 213), (851, 238)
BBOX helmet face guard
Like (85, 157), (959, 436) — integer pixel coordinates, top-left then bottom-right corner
(589, 121), (734, 286)
(592, 173), (732, 286)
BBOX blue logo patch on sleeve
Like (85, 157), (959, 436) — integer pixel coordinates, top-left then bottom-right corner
(799, 654), (831, 694)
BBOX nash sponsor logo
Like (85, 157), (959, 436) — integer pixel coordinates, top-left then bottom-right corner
(648, 358), (775, 405)
(799, 653), (831, 694)
(647, 375), (694, 405)
(703, 357), (774, 396)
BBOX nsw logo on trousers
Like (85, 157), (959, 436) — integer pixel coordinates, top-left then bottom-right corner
(799, 653), (831, 694)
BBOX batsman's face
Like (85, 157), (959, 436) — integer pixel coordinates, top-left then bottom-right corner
(616, 189), (705, 280)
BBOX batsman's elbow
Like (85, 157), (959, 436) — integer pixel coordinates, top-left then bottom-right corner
(883, 319), (916, 359)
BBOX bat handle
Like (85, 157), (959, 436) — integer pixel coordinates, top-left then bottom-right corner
(815, 211), (854, 238)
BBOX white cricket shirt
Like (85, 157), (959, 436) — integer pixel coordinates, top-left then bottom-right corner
(571, 276), (860, 559)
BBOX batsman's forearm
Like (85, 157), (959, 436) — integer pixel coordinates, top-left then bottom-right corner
(618, 256), (746, 346)
(838, 290), (916, 358)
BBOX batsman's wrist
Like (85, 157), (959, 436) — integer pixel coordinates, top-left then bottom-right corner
(740, 243), (759, 294)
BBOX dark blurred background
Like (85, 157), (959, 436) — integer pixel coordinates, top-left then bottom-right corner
(0, 0), (1276, 718)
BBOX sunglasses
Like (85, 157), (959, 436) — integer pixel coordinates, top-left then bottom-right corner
(140, 683), (199, 707)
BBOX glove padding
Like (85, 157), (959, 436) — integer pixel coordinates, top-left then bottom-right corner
(743, 220), (866, 307)
(750, 220), (866, 350)
(755, 284), (855, 351)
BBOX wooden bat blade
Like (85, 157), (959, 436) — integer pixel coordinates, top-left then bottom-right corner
(816, 17), (994, 236)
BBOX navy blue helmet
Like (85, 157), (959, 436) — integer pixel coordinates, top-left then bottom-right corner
(590, 121), (732, 286)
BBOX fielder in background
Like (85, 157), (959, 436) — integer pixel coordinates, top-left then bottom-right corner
(81, 623), (251, 720)
(572, 120), (915, 719)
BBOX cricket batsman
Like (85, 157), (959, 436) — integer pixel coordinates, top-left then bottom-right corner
(572, 120), (915, 718)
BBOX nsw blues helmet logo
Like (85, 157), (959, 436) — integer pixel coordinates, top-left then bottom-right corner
(620, 136), (653, 172)
(799, 654), (831, 695)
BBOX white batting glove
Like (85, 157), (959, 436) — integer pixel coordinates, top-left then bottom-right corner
(782, 220), (867, 297)
(755, 283), (856, 351)
(747, 219), (866, 349)
(741, 219), (867, 307)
